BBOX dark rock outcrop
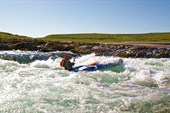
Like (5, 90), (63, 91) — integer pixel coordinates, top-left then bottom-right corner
(0, 43), (10, 50)
(0, 38), (170, 58)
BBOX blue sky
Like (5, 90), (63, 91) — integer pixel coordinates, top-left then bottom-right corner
(0, 0), (170, 37)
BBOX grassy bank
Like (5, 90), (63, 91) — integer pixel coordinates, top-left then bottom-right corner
(0, 32), (31, 40)
(0, 32), (33, 44)
(42, 33), (170, 43)
(1, 32), (170, 43)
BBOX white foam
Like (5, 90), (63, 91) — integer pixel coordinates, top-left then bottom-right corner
(0, 52), (169, 112)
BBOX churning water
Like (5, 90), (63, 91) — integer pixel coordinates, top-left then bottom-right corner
(0, 51), (169, 113)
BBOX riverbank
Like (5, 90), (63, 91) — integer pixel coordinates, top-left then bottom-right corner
(0, 38), (170, 58)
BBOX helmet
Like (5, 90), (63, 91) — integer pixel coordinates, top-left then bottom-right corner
(64, 55), (71, 60)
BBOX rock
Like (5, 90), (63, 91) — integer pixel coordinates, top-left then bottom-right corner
(135, 51), (146, 58)
(0, 37), (170, 58)
(92, 46), (100, 50)
(117, 45), (126, 49)
(13, 42), (37, 51)
(0, 43), (10, 50)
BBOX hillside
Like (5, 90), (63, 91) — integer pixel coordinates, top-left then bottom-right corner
(0, 32), (31, 40)
(42, 32), (170, 43)
(0, 32), (170, 43)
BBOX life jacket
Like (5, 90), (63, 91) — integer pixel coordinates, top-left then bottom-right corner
(60, 60), (65, 67)
(60, 60), (72, 70)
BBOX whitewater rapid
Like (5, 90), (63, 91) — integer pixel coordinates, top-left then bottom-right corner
(0, 51), (169, 113)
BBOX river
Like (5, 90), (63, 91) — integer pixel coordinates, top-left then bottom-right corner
(0, 51), (169, 113)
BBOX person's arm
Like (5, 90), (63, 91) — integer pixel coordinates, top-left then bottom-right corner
(85, 61), (98, 66)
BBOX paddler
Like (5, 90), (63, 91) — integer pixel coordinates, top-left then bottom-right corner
(60, 55), (75, 70)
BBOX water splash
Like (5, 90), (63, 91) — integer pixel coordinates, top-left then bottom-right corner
(0, 51), (169, 112)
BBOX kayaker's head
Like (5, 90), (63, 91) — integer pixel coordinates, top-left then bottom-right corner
(63, 55), (71, 60)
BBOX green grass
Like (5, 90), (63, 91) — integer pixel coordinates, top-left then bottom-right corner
(1, 32), (170, 43)
(0, 32), (32, 44)
(42, 32), (170, 43)
(0, 32), (31, 40)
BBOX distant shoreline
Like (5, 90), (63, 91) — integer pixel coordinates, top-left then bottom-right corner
(0, 32), (170, 58)
(0, 38), (169, 58)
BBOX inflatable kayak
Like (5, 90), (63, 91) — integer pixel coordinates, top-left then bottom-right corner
(71, 59), (123, 72)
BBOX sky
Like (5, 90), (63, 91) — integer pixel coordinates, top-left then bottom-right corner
(0, 0), (170, 37)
